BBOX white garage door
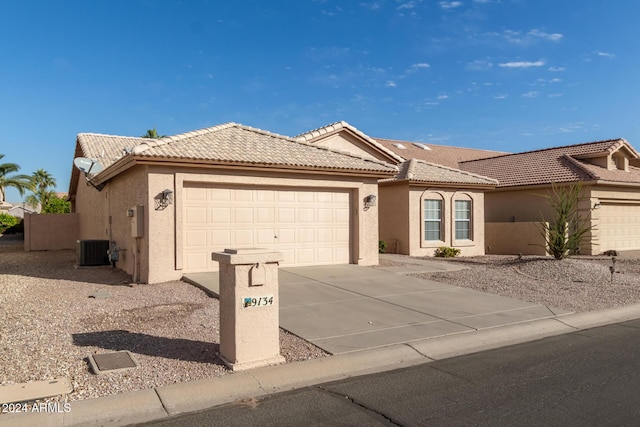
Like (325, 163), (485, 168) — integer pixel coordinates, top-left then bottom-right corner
(183, 185), (352, 272)
(599, 203), (640, 251)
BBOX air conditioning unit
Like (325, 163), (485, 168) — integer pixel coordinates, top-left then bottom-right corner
(76, 240), (110, 266)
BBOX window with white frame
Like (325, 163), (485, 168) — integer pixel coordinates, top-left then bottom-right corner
(424, 199), (443, 241)
(454, 199), (471, 240)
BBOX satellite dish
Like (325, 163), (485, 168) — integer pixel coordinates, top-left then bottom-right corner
(73, 157), (104, 175)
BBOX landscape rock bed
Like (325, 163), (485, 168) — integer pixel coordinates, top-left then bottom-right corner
(411, 255), (640, 312)
(0, 241), (326, 403)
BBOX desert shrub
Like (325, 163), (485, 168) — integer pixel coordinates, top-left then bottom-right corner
(434, 246), (461, 258)
(0, 212), (18, 232)
(379, 240), (387, 254)
(538, 183), (591, 260)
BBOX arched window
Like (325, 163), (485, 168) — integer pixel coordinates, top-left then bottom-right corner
(454, 195), (472, 240)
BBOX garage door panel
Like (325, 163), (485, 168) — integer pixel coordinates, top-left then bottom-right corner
(210, 207), (231, 223)
(277, 228), (295, 244)
(183, 186), (351, 272)
(256, 229), (276, 245)
(185, 187), (208, 201)
(297, 208), (314, 223)
(234, 207), (254, 223)
(210, 188), (231, 201)
(210, 229), (231, 246)
(256, 207), (275, 223)
(297, 248), (315, 264)
(185, 207), (207, 224)
(184, 230), (207, 248)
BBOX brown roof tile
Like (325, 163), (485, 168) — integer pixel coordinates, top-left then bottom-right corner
(460, 138), (640, 187)
(375, 138), (507, 168)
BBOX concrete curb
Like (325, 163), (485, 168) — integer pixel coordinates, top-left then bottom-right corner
(4, 303), (640, 427)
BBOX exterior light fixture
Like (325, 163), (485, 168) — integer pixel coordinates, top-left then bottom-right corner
(363, 194), (377, 210)
(155, 189), (173, 210)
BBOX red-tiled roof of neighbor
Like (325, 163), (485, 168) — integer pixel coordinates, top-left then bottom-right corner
(75, 123), (398, 175)
(381, 159), (497, 187)
(459, 138), (640, 188)
(375, 138), (508, 168)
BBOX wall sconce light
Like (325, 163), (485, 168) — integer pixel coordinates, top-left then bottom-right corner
(592, 202), (601, 210)
(155, 189), (173, 210)
(363, 194), (377, 210)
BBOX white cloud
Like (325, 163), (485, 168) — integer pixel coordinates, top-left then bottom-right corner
(437, 94), (449, 99)
(549, 78), (562, 83)
(440, 1), (463, 9)
(386, 80), (397, 87)
(596, 51), (616, 59)
(494, 29), (563, 45)
(397, 1), (417, 10)
(499, 60), (545, 68)
(522, 91), (540, 98)
(548, 93), (564, 98)
(548, 66), (565, 72)
(528, 29), (563, 41)
(412, 63), (431, 69)
(466, 59), (493, 71)
(494, 94), (508, 99)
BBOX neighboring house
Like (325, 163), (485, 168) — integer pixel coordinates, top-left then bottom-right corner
(8, 202), (38, 219)
(69, 123), (397, 283)
(459, 138), (640, 255)
(295, 122), (499, 256)
(0, 200), (11, 213)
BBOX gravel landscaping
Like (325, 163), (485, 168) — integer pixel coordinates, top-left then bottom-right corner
(4, 234), (640, 406)
(406, 254), (640, 313)
(0, 237), (326, 404)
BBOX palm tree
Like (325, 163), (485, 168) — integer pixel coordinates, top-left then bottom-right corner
(0, 154), (32, 204)
(26, 169), (56, 210)
(141, 127), (165, 139)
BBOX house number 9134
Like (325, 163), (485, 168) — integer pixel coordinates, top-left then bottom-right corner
(243, 296), (274, 308)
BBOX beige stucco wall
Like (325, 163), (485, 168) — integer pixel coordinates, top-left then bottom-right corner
(379, 184), (486, 257)
(379, 183), (410, 254)
(485, 222), (548, 255)
(24, 213), (79, 251)
(74, 167), (148, 281)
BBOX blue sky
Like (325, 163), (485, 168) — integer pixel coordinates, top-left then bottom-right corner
(1, 0), (639, 201)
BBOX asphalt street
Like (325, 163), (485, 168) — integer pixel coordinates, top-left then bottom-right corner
(140, 319), (640, 426)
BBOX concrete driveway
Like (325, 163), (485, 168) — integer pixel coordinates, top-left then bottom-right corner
(184, 258), (570, 355)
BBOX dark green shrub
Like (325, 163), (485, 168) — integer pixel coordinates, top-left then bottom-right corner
(434, 246), (461, 258)
(3, 219), (23, 234)
(379, 240), (387, 254)
(0, 212), (18, 233)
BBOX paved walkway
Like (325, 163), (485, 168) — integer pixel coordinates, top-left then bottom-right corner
(183, 255), (571, 354)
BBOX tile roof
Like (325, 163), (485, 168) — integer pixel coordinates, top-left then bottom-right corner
(381, 158), (497, 186)
(460, 138), (640, 188)
(295, 121), (405, 163)
(375, 138), (507, 168)
(75, 123), (398, 178)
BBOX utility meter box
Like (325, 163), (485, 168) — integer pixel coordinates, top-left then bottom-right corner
(131, 205), (144, 237)
(211, 248), (285, 371)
